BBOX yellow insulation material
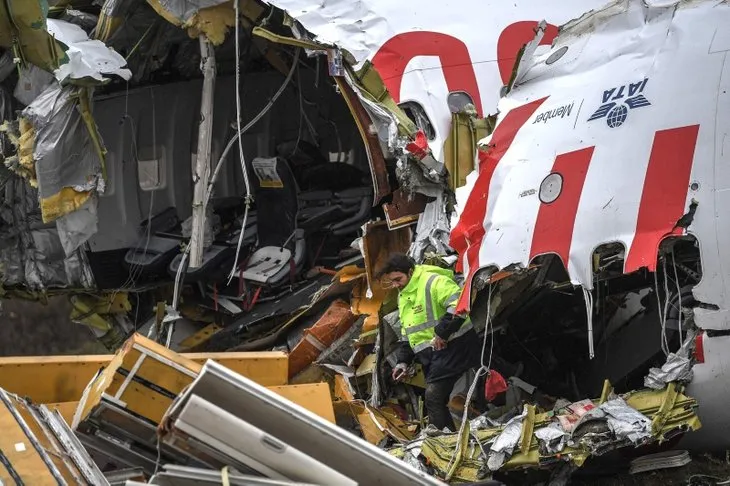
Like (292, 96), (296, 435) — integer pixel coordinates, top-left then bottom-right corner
(0, 118), (37, 186)
(146, 0), (265, 46)
(185, 3), (236, 45)
(17, 118), (37, 186)
(40, 188), (92, 224)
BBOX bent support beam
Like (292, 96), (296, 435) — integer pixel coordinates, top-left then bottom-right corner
(190, 35), (217, 268)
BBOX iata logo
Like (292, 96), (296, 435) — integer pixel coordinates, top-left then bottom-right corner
(588, 78), (651, 128)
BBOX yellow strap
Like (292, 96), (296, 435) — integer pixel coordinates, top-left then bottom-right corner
(221, 466), (230, 486)
(252, 26), (327, 51)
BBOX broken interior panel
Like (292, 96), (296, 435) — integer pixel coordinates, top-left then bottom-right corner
(469, 236), (703, 401)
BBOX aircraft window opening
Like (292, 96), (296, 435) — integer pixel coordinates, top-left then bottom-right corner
(399, 101), (436, 141)
(137, 145), (165, 191)
(447, 91), (475, 113)
(138, 157), (161, 191)
(546, 46), (569, 65)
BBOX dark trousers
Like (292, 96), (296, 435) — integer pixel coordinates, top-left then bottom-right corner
(425, 374), (460, 431)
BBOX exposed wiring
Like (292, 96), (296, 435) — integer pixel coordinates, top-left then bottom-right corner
(167, 46), (302, 320)
(653, 265), (670, 356)
(671, 248), (683, 345)
(662, 257), (672, 354)
(292, 63), (304, 156)
(445, 282), (494, 480)
(225, 0), (254, 285)
(107, 85), (156, 333)
(210, 47), (300, 198)
(583, 286), (595, 359)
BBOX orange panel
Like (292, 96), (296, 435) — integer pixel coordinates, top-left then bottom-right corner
(288, 300), (357, 378)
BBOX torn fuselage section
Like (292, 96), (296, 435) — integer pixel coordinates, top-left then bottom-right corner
(448, 0), (730, 455)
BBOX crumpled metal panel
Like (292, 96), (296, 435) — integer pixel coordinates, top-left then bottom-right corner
(55, 196), (99, 257)
(487, 408), (526, 471)
(534, 422), (567, 454)
(409, 193), (452, 263)
(0, 177), (93, 289)
(410, 385), (700, 482)
(645, 353), (694, 390)
(599, 397), (652, 445)
(46, 19), (132, 83)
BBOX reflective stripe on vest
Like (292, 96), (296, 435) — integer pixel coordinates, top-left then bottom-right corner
(402, 275), (439, 350)
(402, 275), (472, 353)
(445, 291), (460, 315)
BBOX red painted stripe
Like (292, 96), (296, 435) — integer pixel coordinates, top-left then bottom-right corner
(372, 32), (484, 116)
(450, 97), (547, 313)
(497, 22), (559, 85)
(625, 125), (700, 273)
(530, 147), (594, 269)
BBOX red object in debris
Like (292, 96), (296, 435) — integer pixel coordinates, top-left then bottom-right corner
(288, 299), (358, 378)
(694, 331), (705, 364)
(484, 370), (508, 402)
(405, 130), (429, 160)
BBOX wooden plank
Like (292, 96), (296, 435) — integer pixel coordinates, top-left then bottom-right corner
(267, 383), (336, 424)
(44, 402), (77, 425)
(76, 334), (202, 426)
(0, 395), (92, 485)
(0, 351), (288, 403)
(186, 351), (288, 387)
(46, 383), (336, 425)
(0, 399), (56, 485)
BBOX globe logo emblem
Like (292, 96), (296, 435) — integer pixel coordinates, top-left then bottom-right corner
(606, 105), (629, 128)
(587, 78), (652, 128)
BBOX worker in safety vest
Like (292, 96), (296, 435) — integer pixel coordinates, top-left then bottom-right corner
(377, 253), (480, 431)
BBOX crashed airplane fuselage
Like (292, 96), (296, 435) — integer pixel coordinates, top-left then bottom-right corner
(274, 0), (730, 450)
(1, 0), (729, 456)
(449, 0), (730, 450)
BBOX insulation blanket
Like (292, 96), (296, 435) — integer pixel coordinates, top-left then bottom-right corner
(21, 85), (103, 255)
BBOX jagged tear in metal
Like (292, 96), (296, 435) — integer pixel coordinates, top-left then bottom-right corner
(147, 0), (228, 23)
(446, 0), (730, 322)
(46, 19), (132, 83)
(22, 85), (104, 255)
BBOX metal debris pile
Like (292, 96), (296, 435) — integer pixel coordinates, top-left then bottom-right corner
(388, 382), (700, 483)
(0, 0), (725, 484)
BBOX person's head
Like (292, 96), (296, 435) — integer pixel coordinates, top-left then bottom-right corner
(376, 253), (415, 291)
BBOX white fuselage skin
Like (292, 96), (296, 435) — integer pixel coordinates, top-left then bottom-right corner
(271, 0), (730, 449)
